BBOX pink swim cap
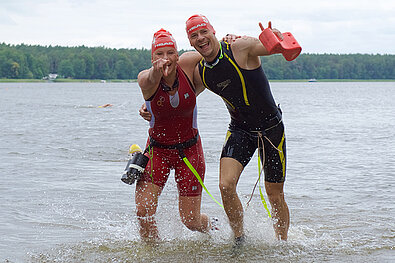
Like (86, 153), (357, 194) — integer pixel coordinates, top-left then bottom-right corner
(151, 29), (177, 55)
(185, 14), (216, 37)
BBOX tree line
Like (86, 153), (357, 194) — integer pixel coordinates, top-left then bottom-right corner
(0, 43), (394, 80)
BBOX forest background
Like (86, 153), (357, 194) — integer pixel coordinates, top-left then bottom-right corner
(1, 43), (394, 81)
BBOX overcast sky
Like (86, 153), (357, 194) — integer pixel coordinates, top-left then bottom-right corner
(1, 0), (394, 54)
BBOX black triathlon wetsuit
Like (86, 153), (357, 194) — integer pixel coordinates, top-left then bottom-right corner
(198, 41), (286, 183)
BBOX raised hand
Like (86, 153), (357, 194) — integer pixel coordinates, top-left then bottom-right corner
(152, 58), (170, 77)
(259, 21), (283, 40)
(222, 33), (241, 43)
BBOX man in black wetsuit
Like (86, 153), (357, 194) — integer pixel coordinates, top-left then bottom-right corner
(140, 15), (290, 245)
(184, 14), (289, 244)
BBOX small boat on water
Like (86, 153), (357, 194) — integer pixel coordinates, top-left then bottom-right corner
(308, 78), (317, 82)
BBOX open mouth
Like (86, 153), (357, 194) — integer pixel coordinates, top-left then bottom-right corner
(199, 41), (210, 51)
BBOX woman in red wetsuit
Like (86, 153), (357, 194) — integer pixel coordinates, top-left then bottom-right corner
(135, 29), (211, 241)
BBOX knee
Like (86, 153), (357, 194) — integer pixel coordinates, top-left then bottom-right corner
(266, 189), (284, 205)
(265, 182), (285, 202)
(136, 203), (156, 219)
(268, 194), (286, 212)
(219, 179), (237, 196)
(136, 207), (148, 219)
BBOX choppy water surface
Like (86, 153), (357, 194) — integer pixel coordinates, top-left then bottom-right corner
(0, 82), (394, 262)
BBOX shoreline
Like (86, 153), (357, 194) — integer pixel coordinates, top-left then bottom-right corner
(0, 78), (394, 83)
(269, 79), (395, 82)
(0, 79), (138, 83)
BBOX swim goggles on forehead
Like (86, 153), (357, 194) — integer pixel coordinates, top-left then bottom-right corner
(203, 42), (223, 69)
(160, 72), (179, 92)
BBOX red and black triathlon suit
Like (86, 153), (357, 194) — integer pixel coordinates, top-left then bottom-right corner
(142, 65), (205, 196)
(198, 41), (286, 183)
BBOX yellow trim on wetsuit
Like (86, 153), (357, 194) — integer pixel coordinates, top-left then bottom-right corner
(225, 130), (232, 142)
(201, 59), (236, 110)
(278, 132), (286, 178)
(201, 60), (208, 89)
(221, 97), (236, 110)
(224, 41), (230, 50)
(223, 52), (250, 106)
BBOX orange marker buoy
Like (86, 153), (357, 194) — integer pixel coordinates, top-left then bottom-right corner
(258, 22), (302, 61)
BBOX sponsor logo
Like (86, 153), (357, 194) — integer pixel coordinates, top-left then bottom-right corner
(188, 23), (207, 33)
(154, 42), (174, 48)
(157, 96), (165, 107)
(217, 79), (231, 90)
(184, 93), (189, 99)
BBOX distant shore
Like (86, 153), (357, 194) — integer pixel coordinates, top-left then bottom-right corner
(0, 79), (139, 83)
(0, 79), (138, 83)
(0, 78), (394, 83)
(269, 79), (395, 82)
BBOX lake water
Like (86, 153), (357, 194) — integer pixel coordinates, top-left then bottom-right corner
(0, 81), (394, 262)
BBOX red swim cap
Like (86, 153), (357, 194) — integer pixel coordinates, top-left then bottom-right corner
(185, 14), (216, 37)
(151, 29), (177, 55)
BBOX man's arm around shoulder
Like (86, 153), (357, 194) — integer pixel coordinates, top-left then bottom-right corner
(179, 51), (205, 96)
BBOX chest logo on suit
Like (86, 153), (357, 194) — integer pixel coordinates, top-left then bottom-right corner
(217, 79), (231, 91)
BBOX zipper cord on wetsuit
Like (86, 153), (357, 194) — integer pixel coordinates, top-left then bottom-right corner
(179, 149), (224, 209)
(246, 132), (272, 218)
(147, 145), (154, 182)
(146, 136), (224, 209)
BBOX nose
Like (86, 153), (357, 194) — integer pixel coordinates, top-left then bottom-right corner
(196, 32), (205, 41)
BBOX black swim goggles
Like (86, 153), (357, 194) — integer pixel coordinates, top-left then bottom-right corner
(160, 72), (179, 92)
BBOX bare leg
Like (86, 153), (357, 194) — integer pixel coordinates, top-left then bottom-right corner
(135, 180), (162, 241)
(179, 195), (210, 233)
(265, 181), (289, 240)
(219, 157), (244, 238)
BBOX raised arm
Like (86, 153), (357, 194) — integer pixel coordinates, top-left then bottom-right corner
(137, 57), (170, 100)
(229, 22), (284, 69)
(139, 51), (205, 122)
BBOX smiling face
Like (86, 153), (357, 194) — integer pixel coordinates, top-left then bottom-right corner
(185, 14), (219, 62)
(188, 28), (219, 62)
(152, 46), (179, 74)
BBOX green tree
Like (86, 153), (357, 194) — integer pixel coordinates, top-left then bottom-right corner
(58, 59), (74, 78)
(1, 43), (394, 80)
(72, 58), (86, 79)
